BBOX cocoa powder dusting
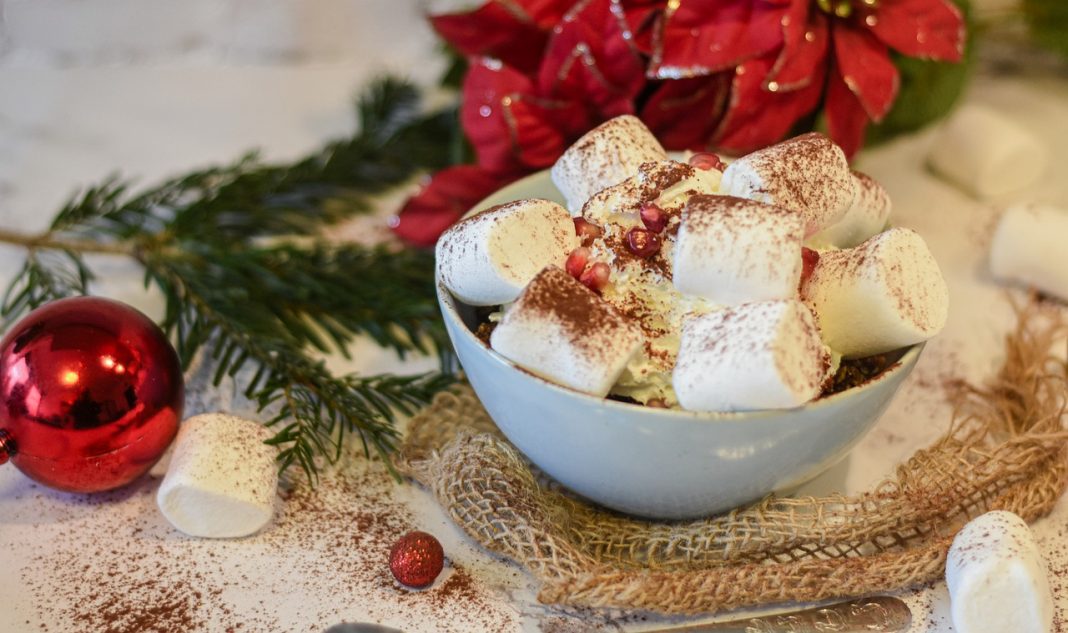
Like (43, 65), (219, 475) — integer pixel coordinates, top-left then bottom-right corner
(16, 455), (517, 632)
(506, 266), (637, 360)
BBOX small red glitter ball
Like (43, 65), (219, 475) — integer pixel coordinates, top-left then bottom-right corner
(389, 531), (444, 589)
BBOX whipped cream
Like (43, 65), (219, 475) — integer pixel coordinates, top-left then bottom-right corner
(579, 160), (722, 405)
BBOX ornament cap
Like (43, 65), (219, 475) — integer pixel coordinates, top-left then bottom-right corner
(0, 429), (15, 465)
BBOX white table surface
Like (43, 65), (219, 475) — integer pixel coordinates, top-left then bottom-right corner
(1, 57), (1067, 632)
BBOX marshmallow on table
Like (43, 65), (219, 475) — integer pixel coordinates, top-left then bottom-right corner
(990, 204), (1068, 301)
(720, 132), (856, 236)
(810, 171), (891, 249)
(490, 266), (643, 397)
(928, 104), (1048, 199)
(436, 199), (579, 306)
(551, 114), (668, 213)
(673, 300), (831, 412)
(157, 413), (277, 538)
(946, 511), (1053, 633)
(673, 194), (805, 305)
(801, 227), (948, 358)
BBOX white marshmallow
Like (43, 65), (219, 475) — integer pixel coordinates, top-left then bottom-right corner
(157, 413), (277, 539)
(581, 160), (721, 227)
(720, 133), (856, 236)
(490, 266), (643, 397)
(673, 195), (804, 305)
(810, 171), (891, 248)
(673, 300), (831, 412)
(802, 228), (948, 358)
(946, 511), (1053, 633)
(551, 115), (668, 213)
(436, 199), (579, 306)
(989, 204), (1068, 301)
(928, 104), (1048, 199)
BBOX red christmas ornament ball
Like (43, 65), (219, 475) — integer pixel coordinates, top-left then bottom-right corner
(389, 530), (444, 589)
(0, 296), (184, 493)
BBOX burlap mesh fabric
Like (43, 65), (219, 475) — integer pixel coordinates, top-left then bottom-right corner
(397, 302), (1068, 614)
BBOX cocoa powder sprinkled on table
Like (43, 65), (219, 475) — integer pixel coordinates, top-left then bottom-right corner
(18, 455), (517, 632)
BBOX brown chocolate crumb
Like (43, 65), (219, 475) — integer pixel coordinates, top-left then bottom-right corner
(820, 351), (903, 397)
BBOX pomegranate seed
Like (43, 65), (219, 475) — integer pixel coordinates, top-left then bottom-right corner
(625, 227), (661, 258)
(565, 247), (590, 278)
(573, 217), (603, 246)
(689, 152), (726, 172)
(579, 262), (611, 294)
(800, 247), (820, 286)
(639, 203), (667, 233)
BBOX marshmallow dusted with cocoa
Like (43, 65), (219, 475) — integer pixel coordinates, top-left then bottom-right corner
(157, 413), (278, 539)
(580, 160), (722, 227)
(551, 115), (668, 213)
(673, 300), (832, 412)
(946, 511), (1053, 633)
(436, 199), (579, 306)
(989, 204), (1068, 302)
(720, 132), (856, 236)
(811, 171), (891, 249)
(674, 195), (805, 305)
(802, 228), (948, 358)
(490, 266), (644, 397)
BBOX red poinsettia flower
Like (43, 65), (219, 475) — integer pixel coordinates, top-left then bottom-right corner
(394, 0), (669, 246)
(394, 0), (967, 246)
(654, 0), (965, 156)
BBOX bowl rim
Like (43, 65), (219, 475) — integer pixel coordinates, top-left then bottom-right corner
(436, 166), (925, 422)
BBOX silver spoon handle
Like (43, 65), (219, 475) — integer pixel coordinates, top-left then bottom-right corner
(642, 596), (912, 633)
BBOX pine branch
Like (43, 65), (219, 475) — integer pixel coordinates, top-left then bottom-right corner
(0, 77), (460, 480)
(1, 249), (93, 329)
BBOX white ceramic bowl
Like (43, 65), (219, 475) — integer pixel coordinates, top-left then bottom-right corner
(436, 170), (923, 519)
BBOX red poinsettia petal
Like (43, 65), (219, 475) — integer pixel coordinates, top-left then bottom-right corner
(865, 0), (965, 62)
(825, 60), (870, 159)
(833, 23), (899, 122)
(620, 1), (661, 56)
(713, 55), (826, 155)
(511, 96), (590, 168)
(431, 3), (549, 75)
(652, 0), (792, 79)
(461, 59), (532, 173)
(639, 74), (732, 151)
(462, 59), (583, 173)
(513, 0), (576, 28)
(391, 166), (520, 247)
(766, 3), (829, 92)
(538, 0), (646, 119)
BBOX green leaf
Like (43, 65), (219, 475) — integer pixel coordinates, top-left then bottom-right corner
(1023, 0), (1068, 59)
